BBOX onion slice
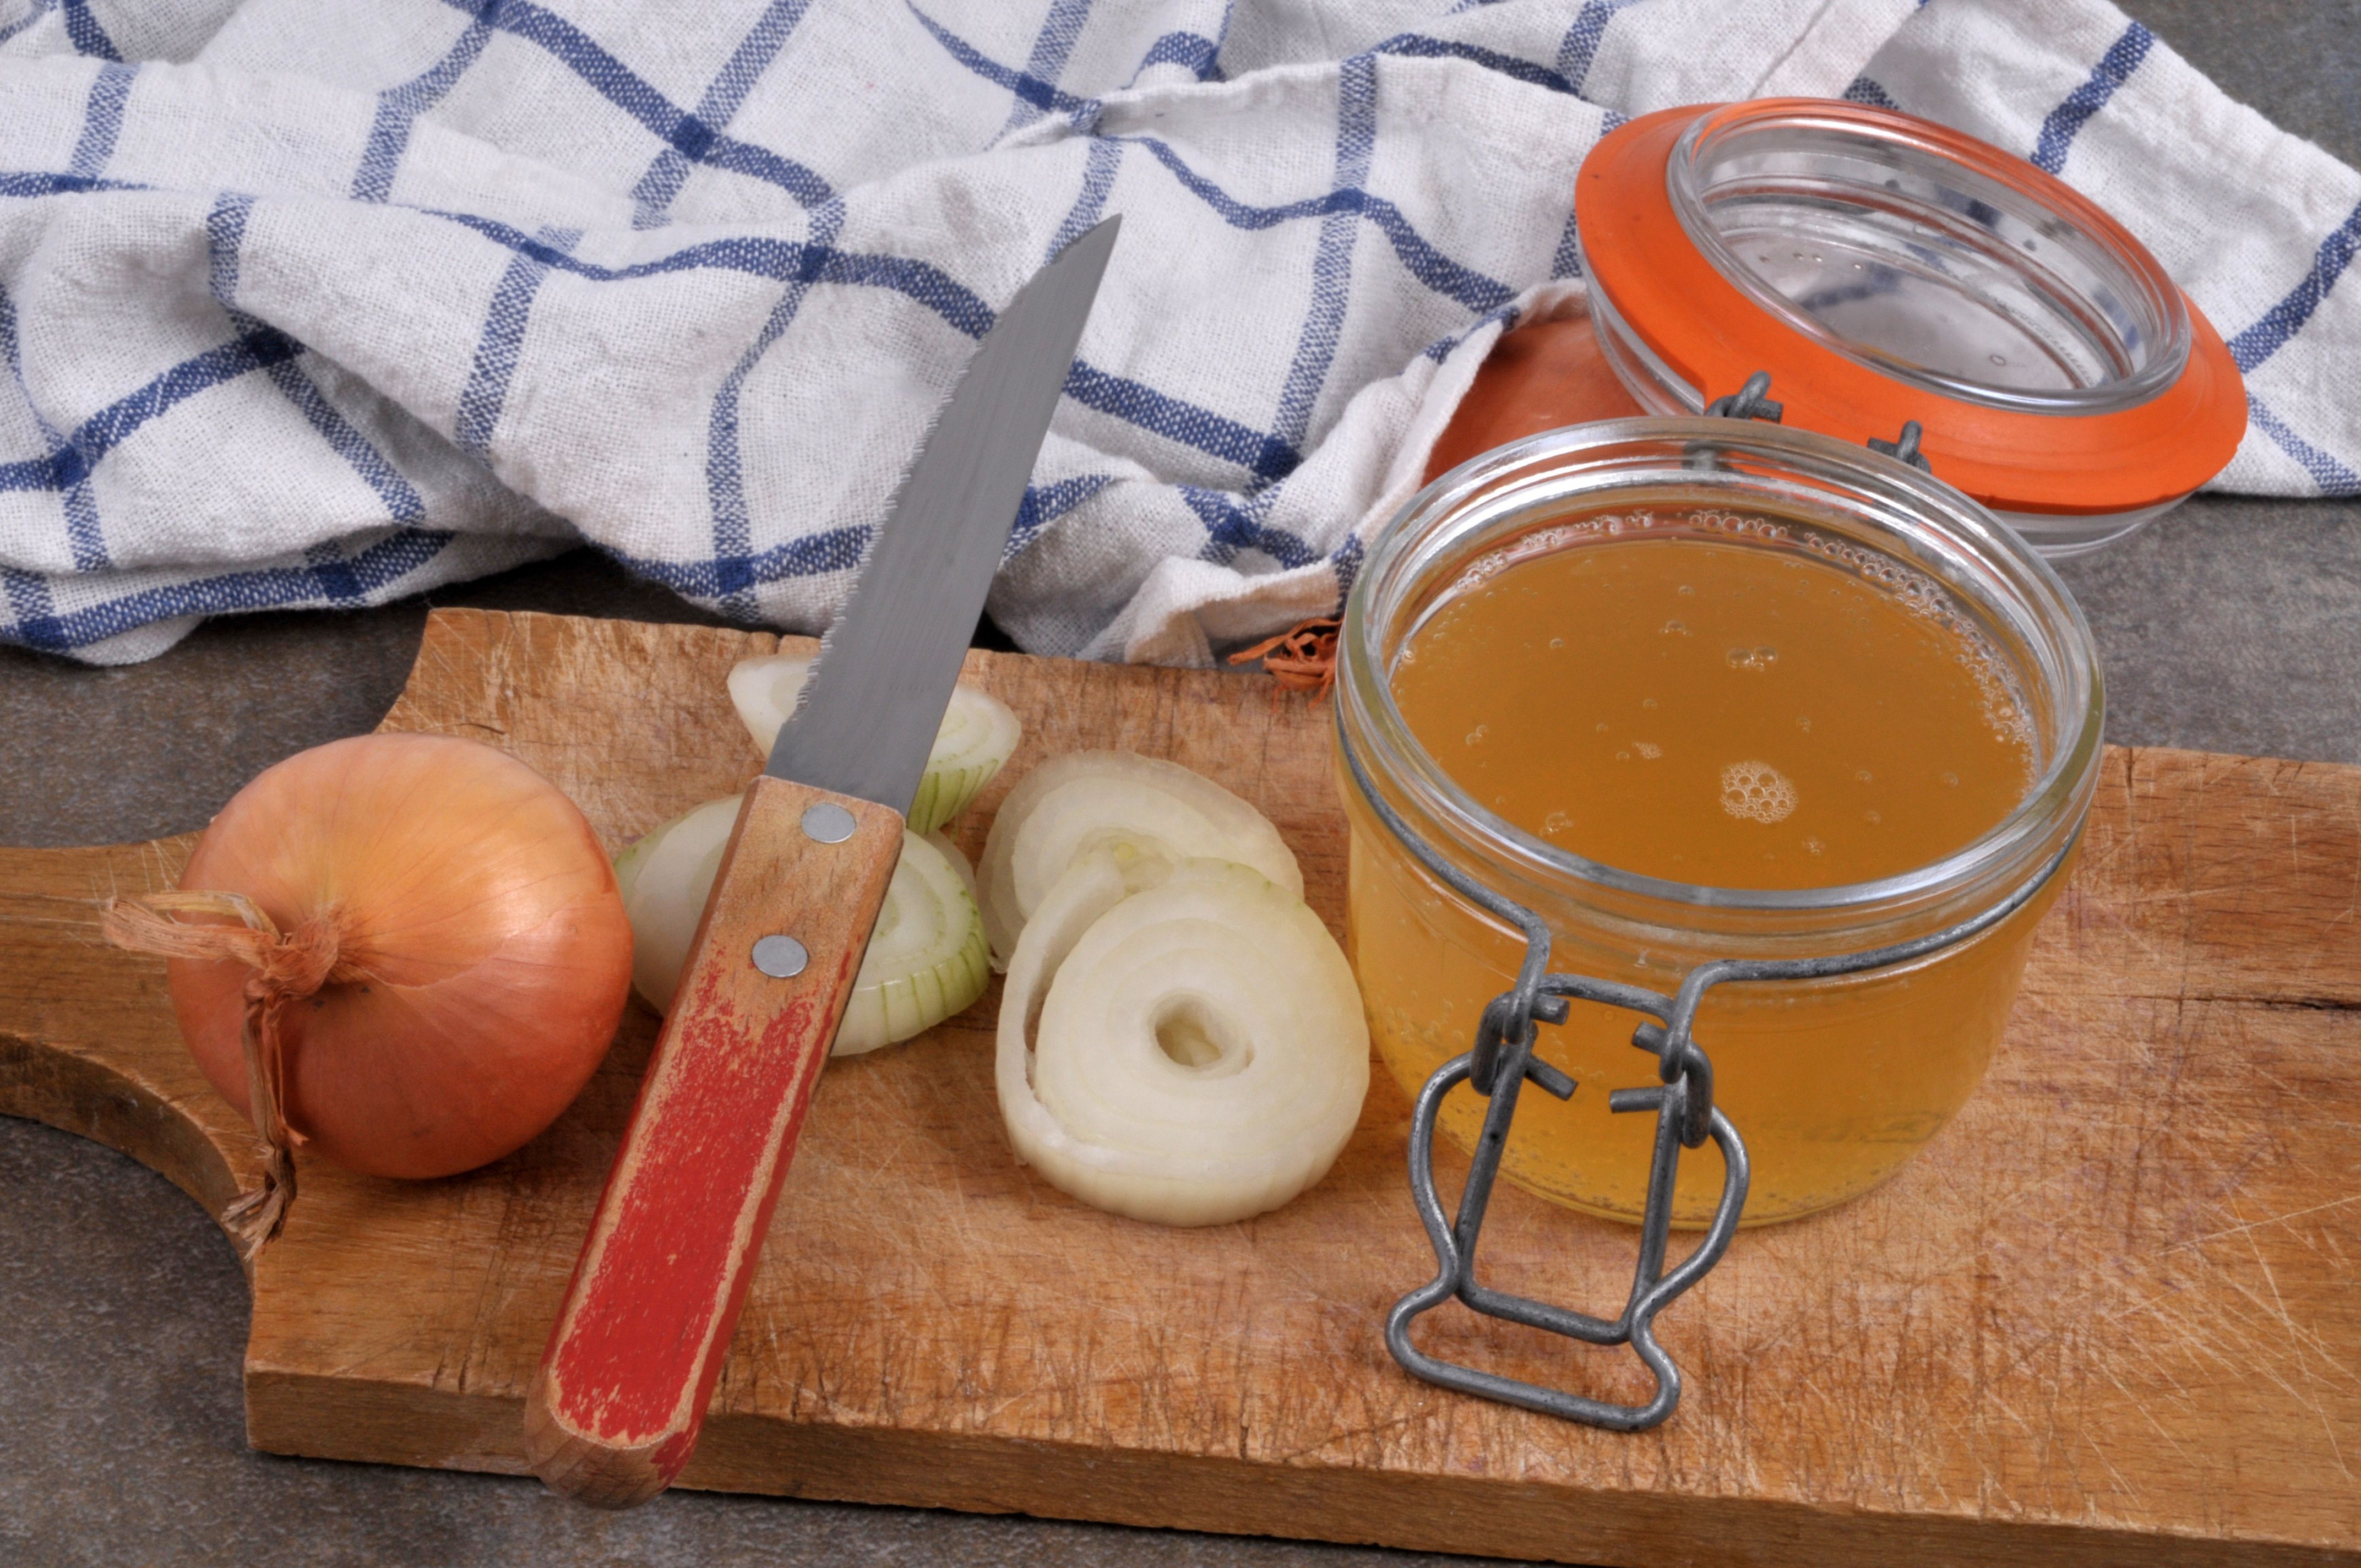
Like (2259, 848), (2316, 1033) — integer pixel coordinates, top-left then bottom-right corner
(924, 828), (980, 907)
(996, 852), (1368, 1226)
(616, 795), (740, 1014)
(728, 655), (1021, 834)
(833, 827), (989, 1056)
(615, 796), (987, 1054)
(976, 750), (1302, 965)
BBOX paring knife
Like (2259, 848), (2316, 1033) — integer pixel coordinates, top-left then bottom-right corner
(524, 217), (1120, 1508)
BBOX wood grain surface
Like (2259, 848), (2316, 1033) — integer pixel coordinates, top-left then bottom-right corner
(1, 608), (2355, 1566)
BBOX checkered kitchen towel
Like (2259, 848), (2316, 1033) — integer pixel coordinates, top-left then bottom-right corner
(3, 0), (2355, 664)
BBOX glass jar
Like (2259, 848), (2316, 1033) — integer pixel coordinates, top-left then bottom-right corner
(1336, 420), (2103, 1226)
(1574, 99), (2246, 558)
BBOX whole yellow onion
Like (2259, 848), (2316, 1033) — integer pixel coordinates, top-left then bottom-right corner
(149, 733), (632, 1190)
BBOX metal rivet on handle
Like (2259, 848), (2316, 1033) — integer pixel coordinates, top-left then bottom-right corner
(801, 803), (857, 843)
(750, 934), (809, 978)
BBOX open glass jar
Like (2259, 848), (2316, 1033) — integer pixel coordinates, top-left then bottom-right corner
(1337, 419), (2103, 1227)
(1573, 99), (2246, 557)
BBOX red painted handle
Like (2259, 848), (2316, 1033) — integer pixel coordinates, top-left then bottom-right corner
(524, 775), (902, 1507)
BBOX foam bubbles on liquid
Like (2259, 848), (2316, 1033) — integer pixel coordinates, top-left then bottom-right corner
(1720, 760), (1797, 825)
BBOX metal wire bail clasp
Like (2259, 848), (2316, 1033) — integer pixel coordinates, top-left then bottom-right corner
(1339, 731), (1750, 1431)
(1385, 941), (1752, 1432)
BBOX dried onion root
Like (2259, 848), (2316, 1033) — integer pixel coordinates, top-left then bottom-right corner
(996, 852), (1368, 1226)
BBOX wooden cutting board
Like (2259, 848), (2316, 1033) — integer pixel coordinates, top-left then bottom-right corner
(3, 607), (2357, 1566)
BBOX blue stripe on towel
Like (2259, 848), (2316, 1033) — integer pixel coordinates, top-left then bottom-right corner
(1064, 357), (1298, 481)
(607, 523), (872, 599)
(0, 171), (144, 197)
(1007, 473), (1114, 558)
(265, 357), (430, 523)
(353, 15), (497, 203)
(0, 325), (302, 496)
(1369, 34), (1572, 96)
(2249, 394), (2361, 496)
(2, 529), (457, 654)
(60, 0), (120, 61)
(632, 0), (818, 225)
(999, 0), (1097, 137)
(1117, 135), (1512, 313)
(0, 285), (106, 570)
(67, 63), (134, 177)
(908, 10), (1514, 320)
(0, 2), (56, 48)
(1127, 29), (1224, 85)
(1556, 0), (1639, 97)
(1048, 139), (1123, 261)
(432, 209), (1315, 484)
(1327, 531), (1364, 609)
(1270, 53), (1376, 454)
(1842, 76), (1900, 110)
(1182, 484), (1316, 570)
(906, 2), (1091, 115)
(205, 193), (428, 523)
(454, 226), (580, 458)
(2031, 21), (2153, 175)
(439, 0), (832, 208)
(2226, 199), (2361, 375)
(705, 198), (846, 608)
(426, 211), (1002, 336)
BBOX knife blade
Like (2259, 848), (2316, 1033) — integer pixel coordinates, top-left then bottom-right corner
(770, 217), (1118, 808)
(523, 217), (1118, 1509)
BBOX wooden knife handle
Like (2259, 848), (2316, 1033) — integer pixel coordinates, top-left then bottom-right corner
(524, 774), (902, 1507)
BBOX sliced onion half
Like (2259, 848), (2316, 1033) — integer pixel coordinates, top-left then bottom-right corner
(976, 750), (1302, 965)
(728, 654), (1021, 833)
(833, 826), (989, 1056)
(617, 794), (741, 1013)
(614, 796), (987, 1054)
(924, 828), (979, 906)
(996, 853), (1369, 1227)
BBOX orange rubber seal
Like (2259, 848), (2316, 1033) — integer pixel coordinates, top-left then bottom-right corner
(1576, 101), (2248, 516)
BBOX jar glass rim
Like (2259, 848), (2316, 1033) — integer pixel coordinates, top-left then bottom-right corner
(1663, 102), (2193, 417)
(1338, 418), (2104, 918)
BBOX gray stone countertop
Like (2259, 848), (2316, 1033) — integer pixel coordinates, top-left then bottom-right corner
(4, 3), (2356, 1563)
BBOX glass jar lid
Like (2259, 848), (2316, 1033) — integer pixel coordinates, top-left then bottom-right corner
(1574, 100), (2246, 522)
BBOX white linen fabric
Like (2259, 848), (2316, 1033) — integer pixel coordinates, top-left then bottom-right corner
(1, 0), (2353, 665)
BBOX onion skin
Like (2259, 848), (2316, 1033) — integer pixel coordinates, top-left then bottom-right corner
(1423, 313), (1643, 484)
(165, 733), (632, 1181)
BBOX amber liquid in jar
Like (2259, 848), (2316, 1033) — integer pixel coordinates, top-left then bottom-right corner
(1349, 513), (2061, 1223)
